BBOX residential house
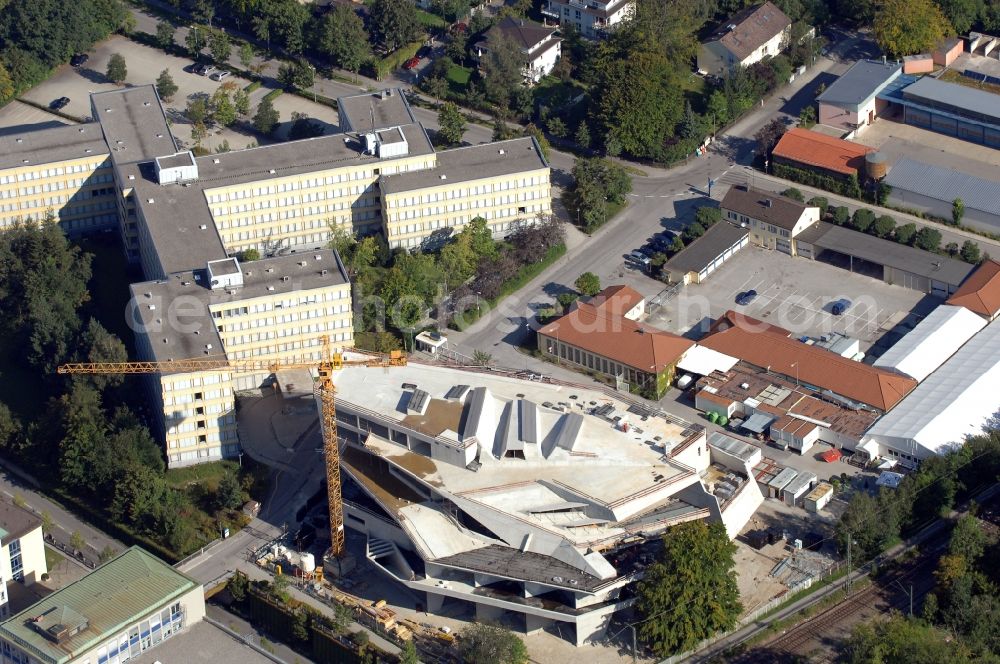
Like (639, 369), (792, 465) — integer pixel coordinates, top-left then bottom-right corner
(475, 17), (562, 84)
(541, 0), (634, 39)
(816, 59), (901, 136)
(720, 185), (820, 255)
(536, 285), (694, 397)
(697, 2), (792, 76)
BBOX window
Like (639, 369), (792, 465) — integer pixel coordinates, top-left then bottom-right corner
(9, 539), (22, 581)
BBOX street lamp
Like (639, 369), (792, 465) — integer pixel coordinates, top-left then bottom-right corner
(891, 579), (914, 617)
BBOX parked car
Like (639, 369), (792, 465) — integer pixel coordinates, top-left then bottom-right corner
(49, 97), (70, 110)
(403, 56), (421, 70)
(735, 289), (758, 306)
(209, 70), (230, 81)
(192, 63), (216, 76)
(831, 298), (852, 315)
(70, 53), (89, 67)
(417, 45), (432, 59)
(628, 250), (652, 266)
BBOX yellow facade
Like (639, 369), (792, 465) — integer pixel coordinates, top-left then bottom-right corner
(381, 168), (552, 249)
(158, 369), (238, 465)
(203, 154), (436, 255)
(0, 154), (118, 234)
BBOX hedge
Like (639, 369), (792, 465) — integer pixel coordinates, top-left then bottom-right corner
(244, 80), (262, 93)
(772, 162), (861, 199)
(374, 40), (424, 80)
(262, 88), (284, 103)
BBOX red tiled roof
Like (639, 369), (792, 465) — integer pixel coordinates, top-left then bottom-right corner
(698, 326), (916, 411)
(709, 310), (792, 337)
(946, 259), (1000, 318)
(538, 294), (693, 373)
(588, 285), (644, 316)
(772, 128), (874, 176)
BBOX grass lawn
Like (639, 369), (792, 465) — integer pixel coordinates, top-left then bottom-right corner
(681, 72), (709, 113)
(44, 545), (66, 571)
(533, 76), (586, 110)
(165, 460), (240, 491)
(414, 8), (447, 29)
(446, 63), (473, 94)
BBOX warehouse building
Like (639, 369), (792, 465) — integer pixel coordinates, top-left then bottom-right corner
(879, 75), (1000, 148)
(882, 157), (1000, 235)
(816, 59), (902, 137)
(873, 304), (986, 380)
(0, 547), (204, 664)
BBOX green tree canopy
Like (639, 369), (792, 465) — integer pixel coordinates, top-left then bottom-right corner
(914, 226), (942, 252)
(106, 53), (127, 85)
(636, 520), (742, 656)
(317, 5), (371, 75)
(155, 69), (178, 101)
(437, 102), (467, 146)
(211, 89), (237, 126)
(874, 0), (953, 58)
(457, 622), (528, 664)
(155, 20), (175, 49)
(960, 240), (981, 264)
(369, 0), (420, 52)
(574, 272), (601, 296)
(209, 31), (232, 62)
(481, 31), (526, 108)
(253, 98), (280, 134)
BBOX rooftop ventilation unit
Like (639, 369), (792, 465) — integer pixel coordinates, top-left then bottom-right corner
(321, 269), (328, 275)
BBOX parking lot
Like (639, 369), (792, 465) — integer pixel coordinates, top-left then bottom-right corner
(648, 246), (932, 348)
(17, 35), (340, 152)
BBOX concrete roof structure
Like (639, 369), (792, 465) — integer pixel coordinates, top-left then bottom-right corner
(90, 85), (176, 165)
(721, 185), (815, 231)
(873, 304), (986, 381)
(771, 128), (873, 176)
(807, 222), (975, 286)
(0, 123), (108, 171)
(900, 75), (1000, 125)
(131, 621), (274, 664)
(334, 364), (710, 581)
(863, 317), (1000, 458)
(537, 296), (695, 374)
(379, 137), (547, 194)
(884, 157), (1000, 222)
(336, 88), (417, 133)
(677, 345), (739, 377)
(0, 547), (198, 664)
(129, 250), (349, 365)
(0, 500), (42, 541)
(698, 325), (916, 411)
(817, 59), (902, 107)
(947, 259), (1000, 319)
(664, 221), (749, 275)
(705, 2), (791, 61)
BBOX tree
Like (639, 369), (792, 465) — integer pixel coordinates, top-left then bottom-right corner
(782, 187), (804, 202)
(79, 319), (127, 390)
(851, 208), (876, 233)
(216, 471), (243, 511)
(399, 639), (419, 664)
(228, 571), (248, 602)
(547, 117), (567, 139)
(574, 272), (601, 297)
(938, 0), (983, 34)
(288, 112), (324, 140)
(464, 217), (498, 259)
(291, 610), (309, 642)
(185, 25), (206, 56)
(155, 20), (176, 49)
(99, 545), (117, 563)
(807, 196), (828, 211)
(914, 227), (942, 252)
(844, 615), (974, 664)
(369, 0), (420, 52)
(186, 97), (208, 125)
(472, 350), (493, 366)
(754, 117), (786, 159)
(437, 102), (466, 146)
(952, 197), (965, 225)
(318, 5), (371, 77)
(239, 42), (254, 68)
(799, 104), (816, 128)
(481, 31), (527, 107)
(872, 215), (896, 239)
(253, 98), (280, 134)
(679, 100), (700, 140)
(106, 53), (127, 85)
(706, 90), (729, 131)
(895, 222), (917, 245)
(522, 124), (550, 161)
(960, 240), (981, 264)
(70, 530), (86, 553)
(556, 291), (579, 311)
(874, 0), (953, 59)
(457, 623), (528, 664)
(575, 122), (591, 149)
(833, 206), (851, 226)
(40, 511), (54, 535)
(155, 69), (178, 101)
(636, 521), (741, 656)
(233, 88), (250, 118)
(209, 32), (231, 63)
(836, 490), (898, 563)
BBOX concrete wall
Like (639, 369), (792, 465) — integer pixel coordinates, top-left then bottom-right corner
(933, 39), (963, 66)
(719, 479), (764, 538)
(903, 56), (934, 74)
(888, 187), (1000, 236)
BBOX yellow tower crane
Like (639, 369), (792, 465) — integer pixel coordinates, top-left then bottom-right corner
(57, 336), (406, 558)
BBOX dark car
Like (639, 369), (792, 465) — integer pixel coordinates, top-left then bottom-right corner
(70, 53), (89, 67)
(417, 45), (432, 59)
(50, 97), (70, 110)
(192, 63), (216, 76)
(831, 298), (852, 315)
(735, 289), (758, 306)
(403, 56), (421, 70)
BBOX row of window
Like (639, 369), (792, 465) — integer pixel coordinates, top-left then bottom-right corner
(0, 161), (109, 185)
(389, 207), (545, 236)
(388, 176), (547, 208)
(212, 297), (347, 318)
(390, 190), (548, 221)
(227, 333), (351, 360)
(219, 317), (351, 344)
(216, 199), (378, 228)
(167, 428), (238, 446)
(211, 188), (379, 218)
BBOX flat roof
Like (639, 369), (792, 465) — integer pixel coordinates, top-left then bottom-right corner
(130, 250), (349, 365)
(707, 431), (759, 462)
(817, 59), (901, 107)
(900, 75), (1000, 124)
(0, 122), (109, 171)
(809, 221), (974, 286)
(873, 304), (986, 381)
(379, 137), (548, 194)
(336, 88), (416, 133)
(0, 501), (42, 541)
(125, 124), (433, 274)
(665, 220), (749, 274)
(91, 85), (176, 165)
(772, 128), (873, 176)
(131, 621), (275, 664)
(0, 547), (199, 664)
(884, 157), (1000, 219)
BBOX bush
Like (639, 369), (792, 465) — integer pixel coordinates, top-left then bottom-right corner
(262, 88), (283, 103)
(244, 80), (262, 93)
(773, 162), (861, 199)
(782, 187), (804, 202)
(833, 206), (850, 226)
(894, 222), (917, 245)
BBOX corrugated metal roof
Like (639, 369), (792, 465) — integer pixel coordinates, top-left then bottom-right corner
(0, 547), (198, 664)
(873, 304), (986, 380)
(816, 59), (901, 107)
(884, 157), (1000, 218)
(900, 76), (1000, 124)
